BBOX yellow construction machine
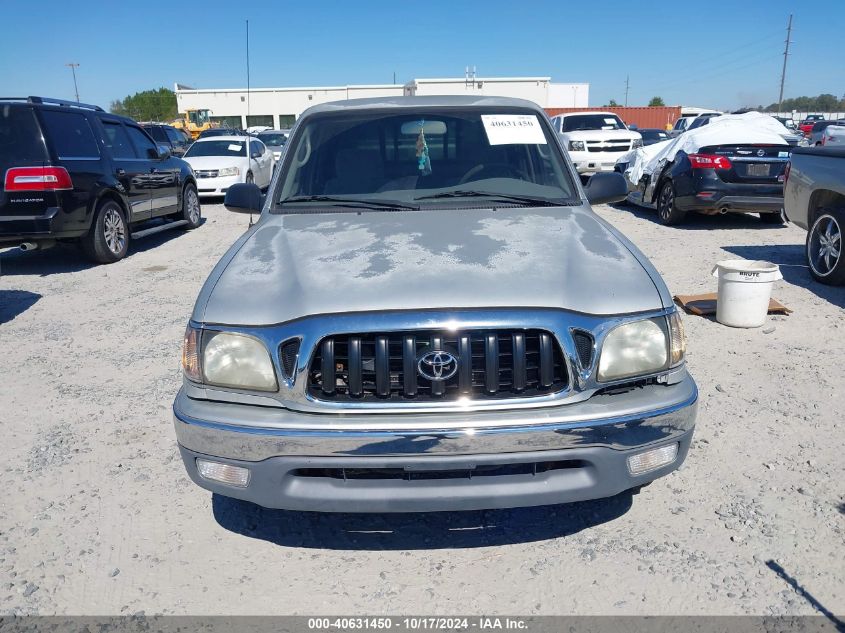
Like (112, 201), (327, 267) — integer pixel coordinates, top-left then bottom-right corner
(170, 109), (216, 139)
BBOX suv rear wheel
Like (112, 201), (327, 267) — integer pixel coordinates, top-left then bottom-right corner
(806, 208), (844, 285)
(656, 181), (686, 225)
(81, 200), (129, 264)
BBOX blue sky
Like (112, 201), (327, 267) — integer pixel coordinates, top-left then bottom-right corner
(1, 0), (843, 111)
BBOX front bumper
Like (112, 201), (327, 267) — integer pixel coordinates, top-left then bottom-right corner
(195, 175), (240, 197)
(569, 150), (632, 174)
(173, 377), (698, 512)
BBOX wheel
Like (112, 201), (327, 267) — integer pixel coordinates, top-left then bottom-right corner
(806, 208), (845, 285)
(656, 180), (686, 225)
(759, 210), (785, 225)
(80, 200), (129, 264)
(245, 171), (254, 185)
(179, 183), (202, 229)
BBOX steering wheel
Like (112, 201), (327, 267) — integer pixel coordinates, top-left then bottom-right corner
(458, 163), (527, 185)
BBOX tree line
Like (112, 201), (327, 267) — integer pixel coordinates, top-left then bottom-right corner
(762, 94), (845, 112)
(109, 88), (178, 122)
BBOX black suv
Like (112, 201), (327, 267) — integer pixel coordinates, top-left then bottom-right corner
(0, 96), (201, 264)
(140, 123), (193, 157)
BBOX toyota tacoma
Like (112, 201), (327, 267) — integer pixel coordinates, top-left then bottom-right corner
(173, 96), (697, 513)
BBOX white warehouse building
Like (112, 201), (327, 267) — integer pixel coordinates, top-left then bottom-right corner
(175, 77), (589, 129)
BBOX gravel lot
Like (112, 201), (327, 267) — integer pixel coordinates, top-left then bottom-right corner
(1, 202), (842, 616)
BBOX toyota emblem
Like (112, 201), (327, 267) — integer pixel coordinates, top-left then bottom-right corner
(417, 350), (459, 381)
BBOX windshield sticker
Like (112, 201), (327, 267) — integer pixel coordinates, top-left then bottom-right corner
(481, 115), (546, 145)
(604, 118), (617, 125)
(227, 144), (243, 152)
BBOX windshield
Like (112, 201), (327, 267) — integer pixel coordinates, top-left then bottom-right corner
(272, 108), (577, 211)
(560, 114), (627, 132)
(184, 140), (246, 157)
(258, 133), (288, 146)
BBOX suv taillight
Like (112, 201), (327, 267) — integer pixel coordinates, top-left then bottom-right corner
(688, 153), (732, 170)
(4, 166), (73, 192)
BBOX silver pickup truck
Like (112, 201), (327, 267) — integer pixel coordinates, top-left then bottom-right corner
(173, 96), (697, 513)
(784, 147), (845, 285)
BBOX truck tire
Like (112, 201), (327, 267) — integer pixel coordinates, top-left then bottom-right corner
(656, 181), (686, 225)
(806, 208), (845, 285)
(80, 200), (129, 264)
(179, 183), (202, 230)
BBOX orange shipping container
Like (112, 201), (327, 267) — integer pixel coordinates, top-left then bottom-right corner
(544, 106), (682, 130)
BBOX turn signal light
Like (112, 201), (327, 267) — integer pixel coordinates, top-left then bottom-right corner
(627, 444), (678, 476)
(196, 459), (250, 487)
(182, 326), (200, 382)
(4, 166), (73, 192)
(688, 153), (732, 170)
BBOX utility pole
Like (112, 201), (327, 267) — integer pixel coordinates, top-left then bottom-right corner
(778, 14), (793, 114)
(246, 20), (251, 122)
(624, 75), (630, 107)
(66, 63), (80, 102)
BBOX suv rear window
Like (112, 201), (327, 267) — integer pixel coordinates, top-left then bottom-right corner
(39, 110), (100, 159)
(0, 106), (48, 168)
(146, 126), (168, 142)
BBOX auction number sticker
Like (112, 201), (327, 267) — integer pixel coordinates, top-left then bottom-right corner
(481, 115), (546, 145)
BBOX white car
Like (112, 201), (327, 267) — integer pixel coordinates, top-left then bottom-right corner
(550, 112), (642, 175)
(183, 135), (274, 197)
(821, 125), (845, 146)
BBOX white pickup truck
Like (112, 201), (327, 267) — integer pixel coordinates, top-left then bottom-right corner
(550, 111), (642, 175)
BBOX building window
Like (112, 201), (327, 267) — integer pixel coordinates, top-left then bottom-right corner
(210, 116), (242, 129)
(277, 115), (296, 127)
(246, 115), (274, 128)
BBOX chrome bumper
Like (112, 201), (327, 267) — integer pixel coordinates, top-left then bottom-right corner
(173, 375), (698, 461)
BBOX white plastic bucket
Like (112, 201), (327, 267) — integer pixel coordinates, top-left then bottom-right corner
(711, 260), (782, 328)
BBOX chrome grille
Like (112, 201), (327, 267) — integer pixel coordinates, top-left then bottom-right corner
(307, 329), (567, 402)
(195, 169), (219, 178)
(586, 139), (632, 153)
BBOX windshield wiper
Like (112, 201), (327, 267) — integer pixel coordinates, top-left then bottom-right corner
(279, 195), (419, 211)
(414, 190), (564, 206)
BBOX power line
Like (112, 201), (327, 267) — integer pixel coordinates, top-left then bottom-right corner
(778, 14), (793, 112)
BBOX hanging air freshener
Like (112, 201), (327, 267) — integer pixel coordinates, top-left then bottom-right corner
(415, 120), (432, 176)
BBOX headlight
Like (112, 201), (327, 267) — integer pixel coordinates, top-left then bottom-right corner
(632, 138), (644, 149)
(597, 318), (669, 382)
(218, 166), (240, 177)
(569, 140), (586, 152)
(202, 332), (277, 391)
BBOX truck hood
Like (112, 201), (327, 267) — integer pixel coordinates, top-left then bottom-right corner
(195, 205), (667, 326)
(560, 129), (641, 141)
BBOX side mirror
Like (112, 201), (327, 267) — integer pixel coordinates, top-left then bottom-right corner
(155, 144), (171, 159)
(224, 182), (262, 214)
(584, 172), (628, 205)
